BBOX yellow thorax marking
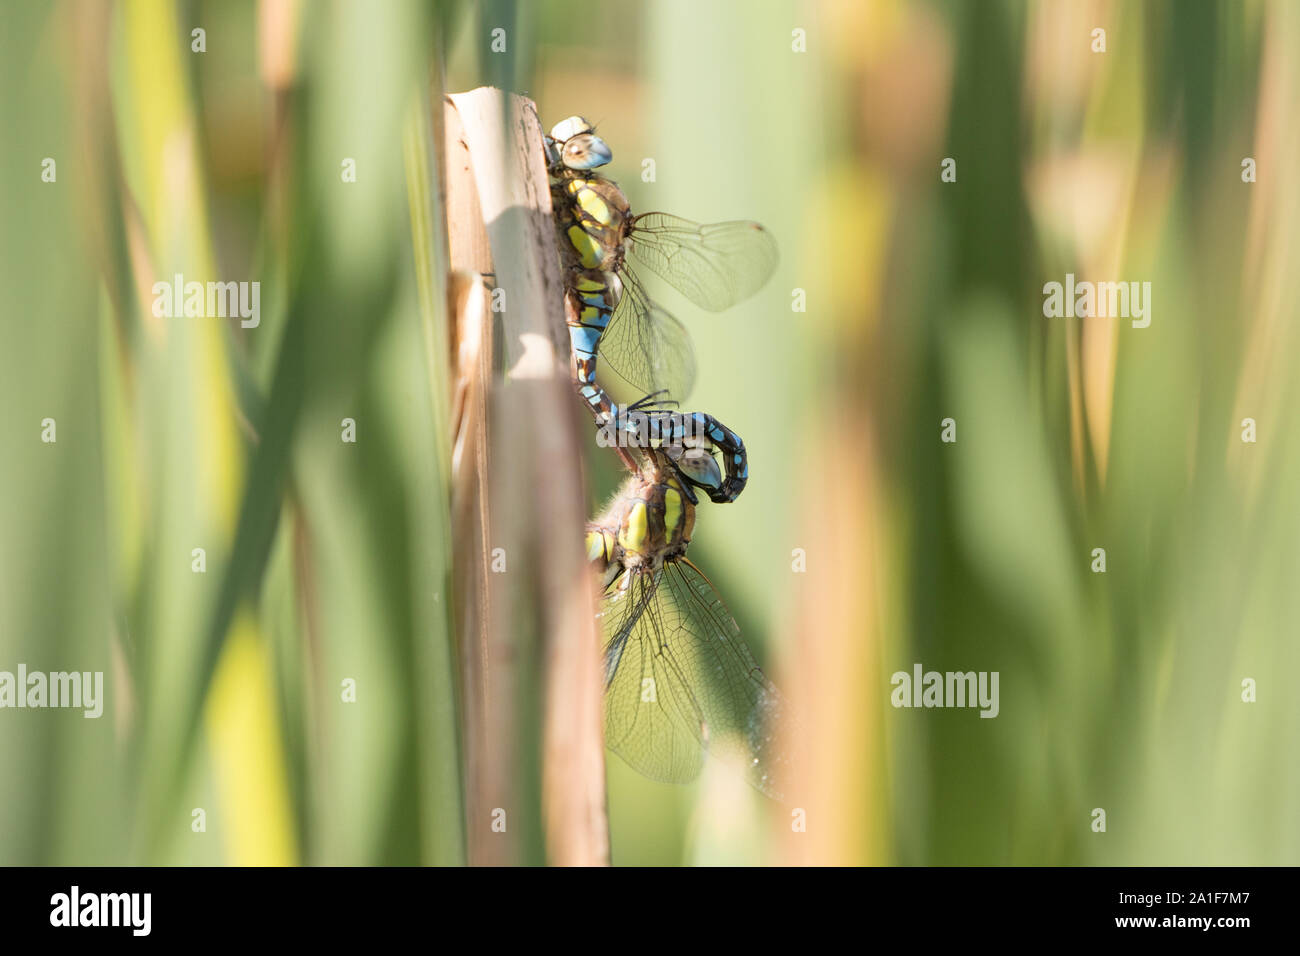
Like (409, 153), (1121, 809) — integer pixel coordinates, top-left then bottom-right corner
(575, 186), (611, 225)
(662, 487), (682, 543)
(618, 500), (649, 553)
(585, 529), (609, 564)
(566, 224), (603, 269)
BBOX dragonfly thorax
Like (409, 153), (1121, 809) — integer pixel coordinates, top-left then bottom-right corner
(553, 177), (631, 273)
(585, 454), (695, 579)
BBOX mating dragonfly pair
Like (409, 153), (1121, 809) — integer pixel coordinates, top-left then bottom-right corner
(544, 116), (789, 798)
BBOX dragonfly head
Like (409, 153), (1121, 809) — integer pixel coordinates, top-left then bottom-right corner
(548, 116), (612, 171)
(664, 445), (732, 504)
(661, 421), (748, 504)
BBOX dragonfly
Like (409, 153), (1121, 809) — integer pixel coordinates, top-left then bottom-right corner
(545, 116), (775, 504)
(585, 448), (790, 798)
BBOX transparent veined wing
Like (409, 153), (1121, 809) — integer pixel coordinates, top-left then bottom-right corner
(628, 212), (779, 312)
(598, 268), (697, 402)
(598, 559), (790, 798)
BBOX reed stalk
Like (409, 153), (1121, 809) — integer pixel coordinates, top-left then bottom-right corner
(444, 87), (609, 866)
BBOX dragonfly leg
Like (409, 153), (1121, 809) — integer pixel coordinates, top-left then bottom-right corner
(626, 390), (678, 412)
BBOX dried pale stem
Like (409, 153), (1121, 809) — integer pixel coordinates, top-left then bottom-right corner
(445, 87), (609, 866)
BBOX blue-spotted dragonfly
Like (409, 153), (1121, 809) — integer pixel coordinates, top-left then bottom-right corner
(586, 448), (790, 797)
(545, 116), (776, 504)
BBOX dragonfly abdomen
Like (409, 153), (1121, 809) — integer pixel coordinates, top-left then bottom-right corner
(617, 408), (749, 504)
(565, 272), (621, 425)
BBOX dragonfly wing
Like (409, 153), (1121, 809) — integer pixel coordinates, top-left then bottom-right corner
(599, 269), (697, 401)
(598, 560), (790, 798)
(600, 569), (708, 786)
(628, 212), (779, 312)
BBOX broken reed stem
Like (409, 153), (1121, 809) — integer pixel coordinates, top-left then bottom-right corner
(444, 87), (609, 866)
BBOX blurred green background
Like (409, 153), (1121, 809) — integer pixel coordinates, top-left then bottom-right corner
(1, 0), (1297, 865)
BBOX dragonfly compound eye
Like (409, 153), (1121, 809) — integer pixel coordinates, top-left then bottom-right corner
(563, 132), (612, 170)
(671, 446), (724, 493)
(549, 115), (594, 142)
